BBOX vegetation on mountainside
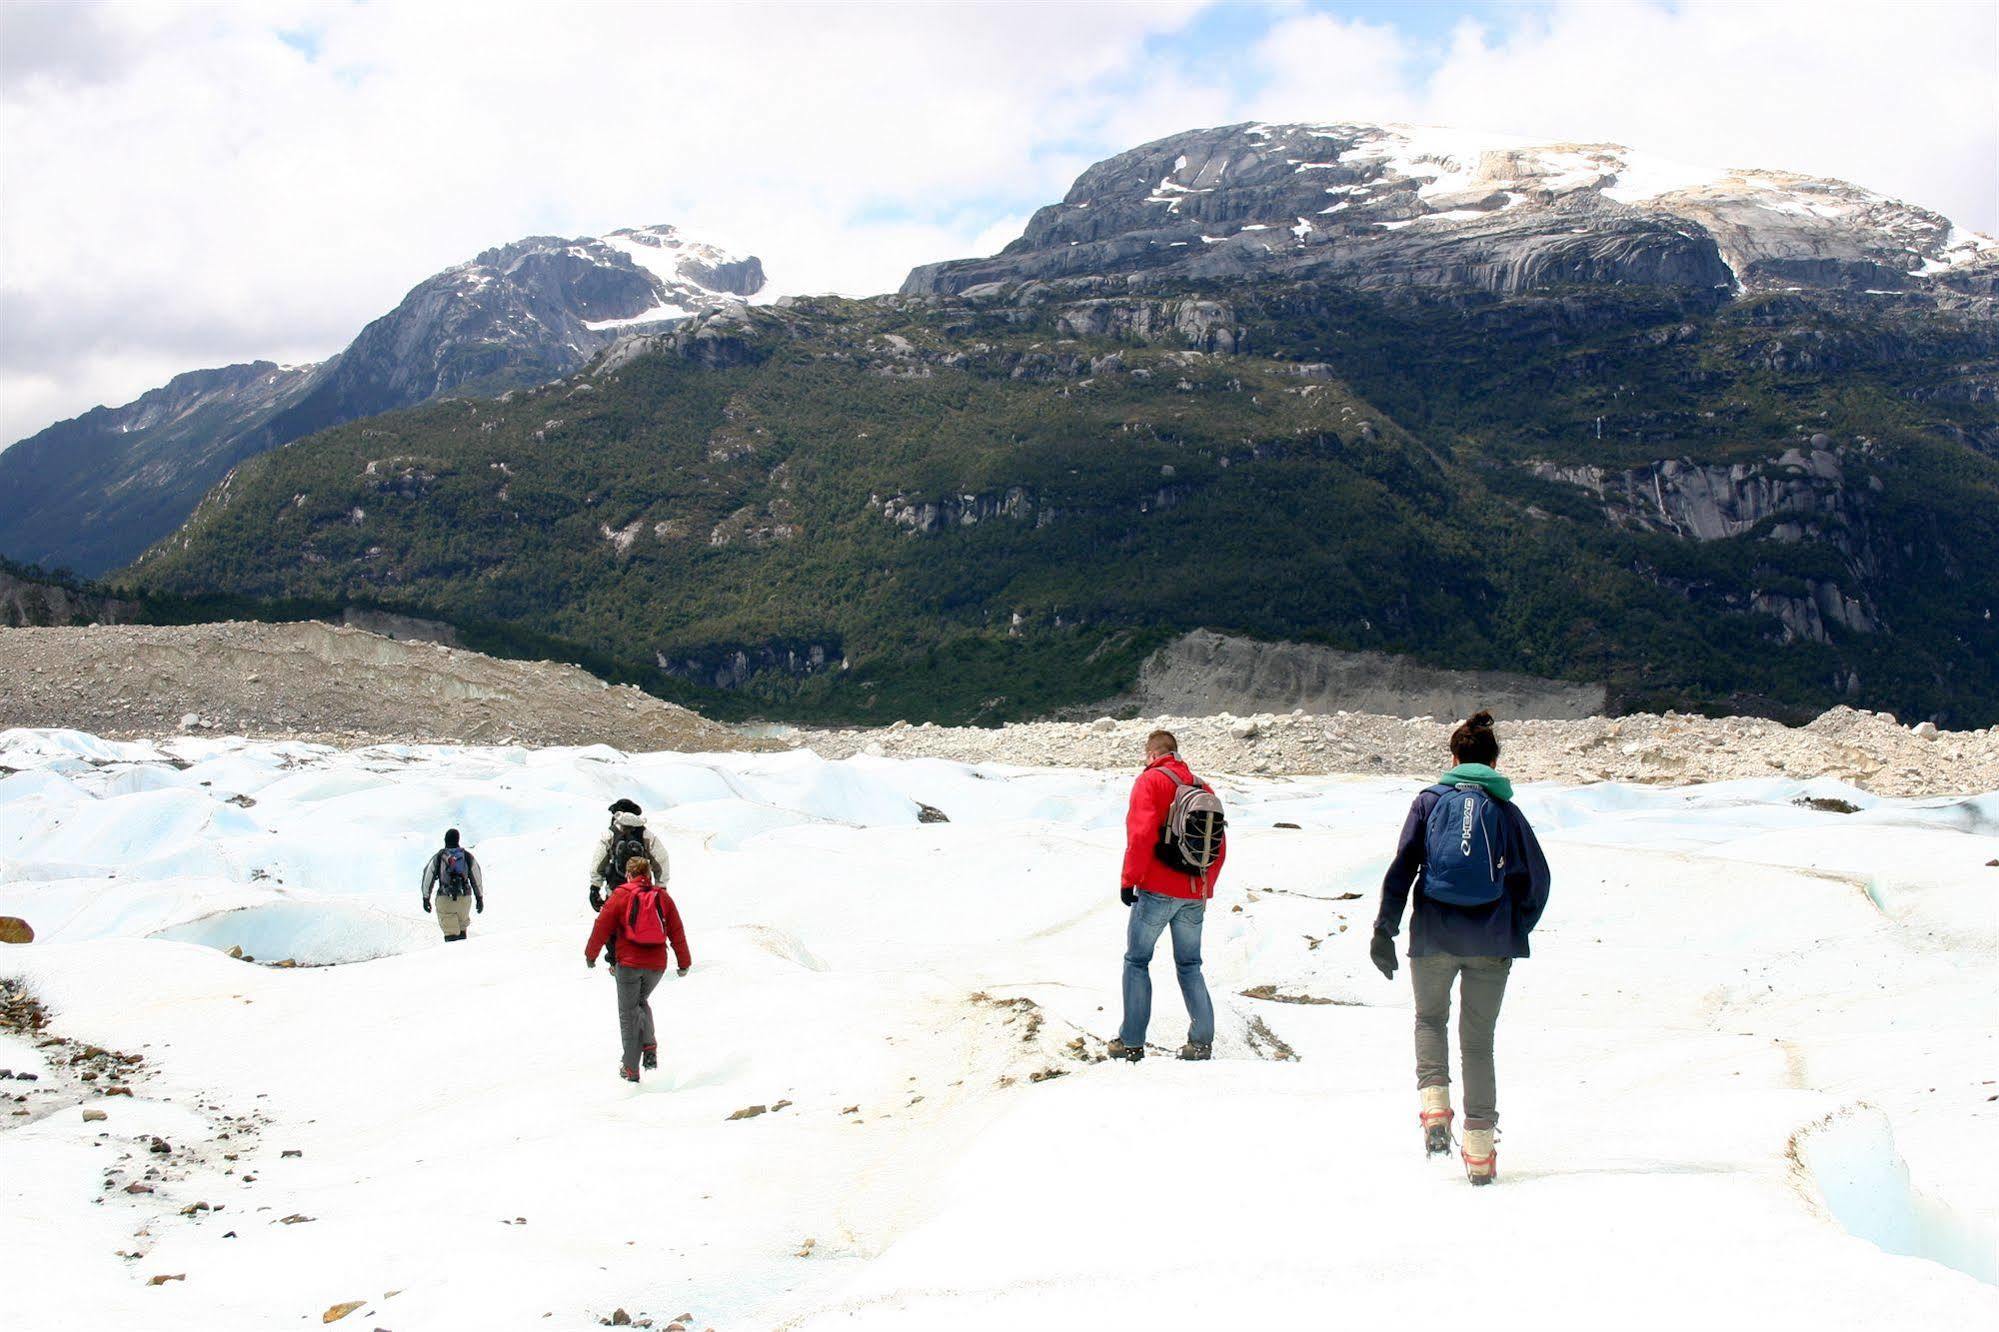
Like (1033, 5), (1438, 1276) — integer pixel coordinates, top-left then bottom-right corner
(127, 284), (1999, 726)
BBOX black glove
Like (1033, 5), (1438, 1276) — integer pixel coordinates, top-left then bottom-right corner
(422, 897), (432, 914)
(1120, 886), (1138, 907)
(1369, 928), (1398, 980)
(475, 898), (485, 914)
(588, 886), (604, 911)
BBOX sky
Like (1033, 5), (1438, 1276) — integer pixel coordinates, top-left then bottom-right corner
(2, 0), (1995, 448)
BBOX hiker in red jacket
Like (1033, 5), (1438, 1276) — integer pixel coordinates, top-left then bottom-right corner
(585, 856), (691, 1083)
(1109, 730), (1227, 1063)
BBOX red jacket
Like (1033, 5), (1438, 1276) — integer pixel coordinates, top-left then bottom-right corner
(585, 878), (691, 972)
(1121, 755), (1226, 899)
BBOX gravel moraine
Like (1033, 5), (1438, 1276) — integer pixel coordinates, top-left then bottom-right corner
(803, 706), (1999, 798)
(4, 621), (1993, 796)
(0, 620), (749, 753)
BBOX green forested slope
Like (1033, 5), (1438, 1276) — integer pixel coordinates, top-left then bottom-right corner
(129, 283), (1999, 725)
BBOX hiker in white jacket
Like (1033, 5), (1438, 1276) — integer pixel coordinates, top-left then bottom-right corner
(587, 800), (670, 911)
(420, 828), (484, 941)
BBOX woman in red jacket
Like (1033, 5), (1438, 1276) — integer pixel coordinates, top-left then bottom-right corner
(585, 856), (691, 1083)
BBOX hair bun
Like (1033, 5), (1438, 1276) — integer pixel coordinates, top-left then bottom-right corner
(1466, 710), (1495, 731)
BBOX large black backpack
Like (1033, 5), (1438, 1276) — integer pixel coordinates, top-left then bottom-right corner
(603, 823), (652, 884)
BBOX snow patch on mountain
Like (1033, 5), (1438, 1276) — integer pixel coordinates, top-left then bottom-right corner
(910, 120), (1995, 299)
(582, 225), (759, 330)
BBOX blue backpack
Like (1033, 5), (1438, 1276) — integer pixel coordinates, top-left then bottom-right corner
(439, 847), (474, 898)
(1420, 783), (1507, 906)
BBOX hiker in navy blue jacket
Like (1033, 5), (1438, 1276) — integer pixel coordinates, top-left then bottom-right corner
(1371, 711), (1550, 1185)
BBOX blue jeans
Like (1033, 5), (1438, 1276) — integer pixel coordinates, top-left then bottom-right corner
(1119, 890), (1215, 1048)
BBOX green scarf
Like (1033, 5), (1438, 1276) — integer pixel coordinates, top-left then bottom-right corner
(1438, 762), (1514, 802)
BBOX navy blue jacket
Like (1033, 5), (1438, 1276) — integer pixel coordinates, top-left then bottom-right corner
(1375, 786), (1551, 959)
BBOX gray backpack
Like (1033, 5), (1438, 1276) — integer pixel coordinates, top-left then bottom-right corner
(1156, 768), (1226, 882)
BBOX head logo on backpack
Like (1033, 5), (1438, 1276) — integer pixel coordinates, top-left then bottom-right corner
(1421, 783), (1506, 906)
(624, 883), (669, 946)
(439, 847), (473, 897)
(1156, 768), (1226, 890)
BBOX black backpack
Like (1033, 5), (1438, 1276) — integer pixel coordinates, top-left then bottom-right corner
(603, 824), (651, 884)
(438, 847), (473, 898)
(1154, 769), (1226, 878)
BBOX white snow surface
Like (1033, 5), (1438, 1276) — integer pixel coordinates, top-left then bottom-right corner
(1235, 122), (1999, 271)
(1, 728), (1995, 1329)
(582, 226), (750, 331)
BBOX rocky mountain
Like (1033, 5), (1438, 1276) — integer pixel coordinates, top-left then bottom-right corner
(0, 225), (763, 576)
(0, 559), (143, 628)
(905, 122), (1998, 301)
(107, 122), (1999, 726)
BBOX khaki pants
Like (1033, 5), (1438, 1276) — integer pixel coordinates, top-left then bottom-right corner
(1412, 954), (1512, 1129)
(436, 892), (474, 937)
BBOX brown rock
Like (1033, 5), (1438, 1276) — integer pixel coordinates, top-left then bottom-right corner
(726, 1105), (767, 1121)
(322, 1301), (366, 1323)
(82, 1108), (108, 1122)
(0, 917), (32, 945)
(148, 1273), (186, 1286)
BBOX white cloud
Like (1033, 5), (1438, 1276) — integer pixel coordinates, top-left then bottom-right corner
(1, 0), (1992, 449)
(0, 0), (1210, 443)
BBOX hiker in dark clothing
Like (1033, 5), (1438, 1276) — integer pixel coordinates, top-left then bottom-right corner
(1371, 710), (1550, 1185)
(420, 828), (484, 941)
(585, 856), (691, 1083)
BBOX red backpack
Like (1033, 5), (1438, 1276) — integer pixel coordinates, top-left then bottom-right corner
(624, 883), (668, 946)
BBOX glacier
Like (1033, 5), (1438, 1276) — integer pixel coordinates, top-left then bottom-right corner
(0, 728), (1993, 1328)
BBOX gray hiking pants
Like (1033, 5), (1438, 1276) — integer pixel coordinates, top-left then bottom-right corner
(614, 965), (664, 1073)
(1412, 954), (1512, 1129)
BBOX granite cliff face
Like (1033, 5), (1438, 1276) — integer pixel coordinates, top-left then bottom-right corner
(0, 226), (763, 576)
(1527, 445), (1885, 647)
(903, 122), (1996, 302)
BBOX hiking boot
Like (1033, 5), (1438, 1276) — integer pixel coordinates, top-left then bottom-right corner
(641, 1046), (658, 1070)
(1106, 1039), (1144, 1063)
(619, 1065), (640, 1084)
(1177, 1042), (1212, 1061)
(1462, 1127), (1497, 1185)
(1420, 1086), (1454, 1156)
